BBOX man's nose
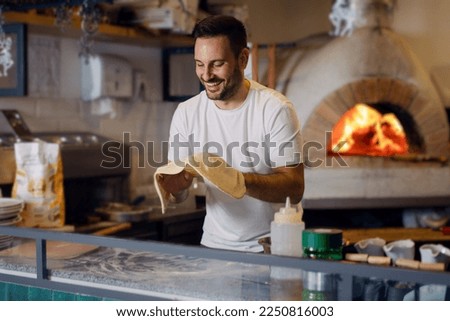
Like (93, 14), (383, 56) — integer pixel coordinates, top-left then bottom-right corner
(202, 66), (213, 81)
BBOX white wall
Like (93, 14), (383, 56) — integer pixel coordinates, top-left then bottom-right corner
(244, 0), (332, 43)
(0, 34), (177, 202)
(246, 0), (450, 72)
(391, 0), (450, 71)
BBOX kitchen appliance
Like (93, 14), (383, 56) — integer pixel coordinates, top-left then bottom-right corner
(0, 110), (130, 225)
(81, 54), (133, 101)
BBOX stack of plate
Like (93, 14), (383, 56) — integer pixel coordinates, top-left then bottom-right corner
(0, 198), (23, 249)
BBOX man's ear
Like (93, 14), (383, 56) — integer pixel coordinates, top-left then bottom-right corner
(239, 48), (250, 69)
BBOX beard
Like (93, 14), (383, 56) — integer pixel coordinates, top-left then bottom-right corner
(201, 66), (243, 101)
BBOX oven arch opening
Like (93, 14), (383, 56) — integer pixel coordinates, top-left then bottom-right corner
(328, 102), (424, 157)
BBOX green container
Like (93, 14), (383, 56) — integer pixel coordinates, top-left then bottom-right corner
(302, 228), (343, 260)
(301, 229), (342, 301)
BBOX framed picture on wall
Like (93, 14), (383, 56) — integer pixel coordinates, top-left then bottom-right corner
(162, 47), (203, 102)
(0, 23), (27, 97)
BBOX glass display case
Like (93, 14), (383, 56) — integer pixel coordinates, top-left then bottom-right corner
(0, 224), (449, 301)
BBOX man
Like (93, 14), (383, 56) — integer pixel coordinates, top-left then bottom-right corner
(158, 15), (304, 252)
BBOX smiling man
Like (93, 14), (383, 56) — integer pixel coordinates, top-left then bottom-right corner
(158, 15), (305, 252)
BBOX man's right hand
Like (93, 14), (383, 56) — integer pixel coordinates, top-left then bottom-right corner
(157, 170), (193, 196)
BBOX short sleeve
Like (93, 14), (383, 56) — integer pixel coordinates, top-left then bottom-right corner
(268, 103), (303, 167)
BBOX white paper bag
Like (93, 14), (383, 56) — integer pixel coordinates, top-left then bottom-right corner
(12, 140), (65, 228)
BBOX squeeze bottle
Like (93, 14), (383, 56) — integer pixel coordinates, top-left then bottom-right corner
(270, 197), (305, 257)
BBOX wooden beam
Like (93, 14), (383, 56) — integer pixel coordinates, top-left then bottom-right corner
(251, 43), (259, 82)
(4, 11), (193, 47)
(267, 44), (276, 89)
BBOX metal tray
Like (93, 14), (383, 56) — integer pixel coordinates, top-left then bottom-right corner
(95, 202), (153, 222)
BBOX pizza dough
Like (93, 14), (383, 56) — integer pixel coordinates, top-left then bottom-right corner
(154, 153), (246, 213)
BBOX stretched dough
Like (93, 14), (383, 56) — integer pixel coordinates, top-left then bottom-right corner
(154, 153), (246, 213)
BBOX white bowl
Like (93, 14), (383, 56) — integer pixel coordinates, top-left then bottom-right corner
(355, 237), (386, 256)
(383, 239), (415, 261)
(419, 243), (450, 264)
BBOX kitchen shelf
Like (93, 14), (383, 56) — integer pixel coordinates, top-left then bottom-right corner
(4, 11), (194, 47)
(343, 227), (450, 245)
(2, 0), (109, 11)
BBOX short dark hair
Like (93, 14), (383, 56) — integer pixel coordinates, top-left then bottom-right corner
(192, 15), (248, 58)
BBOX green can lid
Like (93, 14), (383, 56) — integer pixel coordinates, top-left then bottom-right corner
(302, 228), (343, 250)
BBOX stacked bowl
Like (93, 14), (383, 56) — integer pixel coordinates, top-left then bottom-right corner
(0, 198), (23, 249)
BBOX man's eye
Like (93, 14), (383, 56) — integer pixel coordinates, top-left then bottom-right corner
(213, 62), (224, 67)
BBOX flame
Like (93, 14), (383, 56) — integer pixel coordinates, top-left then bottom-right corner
(330, 103), (409, 156)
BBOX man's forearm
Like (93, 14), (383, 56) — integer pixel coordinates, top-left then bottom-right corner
(242, 164), (304, 204)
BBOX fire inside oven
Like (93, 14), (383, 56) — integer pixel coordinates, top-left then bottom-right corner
(328, 102), (424, 157)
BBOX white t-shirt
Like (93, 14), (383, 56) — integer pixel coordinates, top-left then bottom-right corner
(168, 80), (303, 252)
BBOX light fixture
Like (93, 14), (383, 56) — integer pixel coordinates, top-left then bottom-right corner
(79, 0), (101, 60)
(54, 0), (74, 31)
(1, 1), (111, 61)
